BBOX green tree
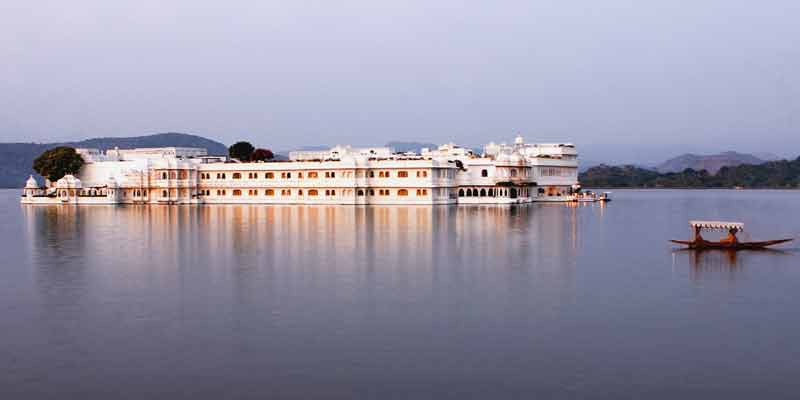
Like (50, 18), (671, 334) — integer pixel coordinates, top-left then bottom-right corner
(32, 146), (85, 182)
(251, 148), (274, 162)
(228, 141), (255, 161)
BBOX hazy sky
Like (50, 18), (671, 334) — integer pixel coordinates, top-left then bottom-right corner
(3, 0), (799, 162)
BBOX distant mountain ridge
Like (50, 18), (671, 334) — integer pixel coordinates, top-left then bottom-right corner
(0, 132), (228, 188)
(655, 151), (770, 174)
(580, 156), (800, 188)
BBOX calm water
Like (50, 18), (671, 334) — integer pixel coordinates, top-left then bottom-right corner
(2, 189), (799, 399)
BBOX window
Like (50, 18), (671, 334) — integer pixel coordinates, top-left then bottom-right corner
(416, 189), (428, 196)
(369, 171), (375, 178)
(170, 171), (176, 179)
(162, 190), (168, 198)
(398, 189), (408, 196)
(331, 189), (336, 195)
(281, 172), (292, 179)
(232, 189), (242, 196)
(459, 189), (465, 197)
(481, 169), (488, 177)
(480, 189), (486, 197)
(510, 169), (518, 177)
(161, 172), (168, 180)
(281, 189), (290, 196)
(265, 189), (274, 196)
(308, 189), (319, 196)
(298, 172), (303, 179)
(265, 172), (274, 179)
(398, 171), (408, 178)
(179, 171), (187, 179)
(233, 173), (242, 179)
(357, 190), (364, 196)
(308, 171), (318, 178)
(298, 189), (303, 195)
(415, 170), (427, 178)
(369, 189), (375, 196)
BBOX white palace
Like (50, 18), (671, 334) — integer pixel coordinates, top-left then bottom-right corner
(21, 136), (581, 205)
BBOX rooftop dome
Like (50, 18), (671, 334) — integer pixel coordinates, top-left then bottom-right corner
(56, 174), (82, 189)
(496, 153), (512, 163)
(25, 175), (39, 189)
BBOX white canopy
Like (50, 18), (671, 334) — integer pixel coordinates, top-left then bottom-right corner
(689, 220), (744, 231)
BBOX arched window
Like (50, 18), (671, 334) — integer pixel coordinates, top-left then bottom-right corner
(510, 169), (518, 177)
(308, 189), (318, 196)
(481, 169), (488, 177)
(466, 189), (472, 197)
(265, 189), (274, 196)
(369, 171), (375, 178)
(398, 189), (408, 196)
(480, 189), (486, 197)
(265, 172), (274, 179)
(458, 189), (465, 197)
(397, 171), (408, 178)
(357, 190), (364, 196)
(325, 190), (330, 196)
(162, 190), (168, 198)
(162, 172), (167, 180)
(331, 190), (336, 195)
(233, 173), (242, 179)
(298, 190), (303, 196)
(232, 189), (242, 196)
(369, 189), (375, 196)
(488, 189), (494, 196)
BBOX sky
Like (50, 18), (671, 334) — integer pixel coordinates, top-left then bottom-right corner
(2, 0), (799, 163)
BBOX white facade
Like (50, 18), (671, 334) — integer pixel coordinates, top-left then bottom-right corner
(21, 137), (580, 205)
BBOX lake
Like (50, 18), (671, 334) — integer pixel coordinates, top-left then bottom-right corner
(1, 189), (799, 399)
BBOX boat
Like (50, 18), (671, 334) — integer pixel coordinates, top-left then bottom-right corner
(573, 191), (612, 203)
(670, 220), (793, 250)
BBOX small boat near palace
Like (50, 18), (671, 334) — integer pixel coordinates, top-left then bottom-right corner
(671, 220), (793, 250)
(573, 191), (611, 203)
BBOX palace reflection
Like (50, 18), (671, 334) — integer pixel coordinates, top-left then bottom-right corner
(23, 204), (584, 314)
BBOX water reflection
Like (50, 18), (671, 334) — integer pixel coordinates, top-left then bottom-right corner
(10, 191), (800, 398)
(22, 204), (583, 310)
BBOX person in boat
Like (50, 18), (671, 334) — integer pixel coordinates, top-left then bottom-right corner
(719, 228), (739, 245)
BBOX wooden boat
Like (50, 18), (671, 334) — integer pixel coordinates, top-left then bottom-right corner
(670, 220), (793, 250)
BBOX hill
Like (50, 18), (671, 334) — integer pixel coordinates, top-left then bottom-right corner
(0, 133), (227, 188)
(580, 157), (800, 188)
(655, 151), (767, 174)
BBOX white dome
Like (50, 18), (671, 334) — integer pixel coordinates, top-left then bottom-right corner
(56, 174), (82, 189)
(508, 153), (523, 163)
(496, 153), (512, 163)
(25, 175), (39, 189)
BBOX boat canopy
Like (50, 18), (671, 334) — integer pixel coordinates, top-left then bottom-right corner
(689, 220), (744, 231)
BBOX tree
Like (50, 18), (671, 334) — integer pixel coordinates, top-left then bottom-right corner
(32, 146), (85, 182)
(251, 148), (274, 162)
(228, 141), (255, 161)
